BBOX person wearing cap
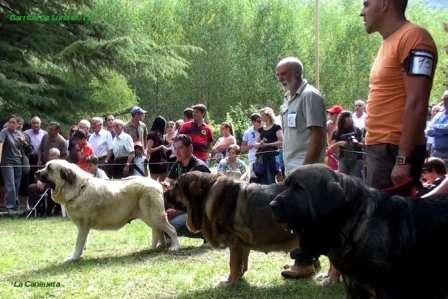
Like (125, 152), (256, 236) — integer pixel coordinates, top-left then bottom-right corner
(124, 106), (148, 149)
(326, 105), (343, 147)
(160, 134), (211, 246)
(178, 104), (214, 166)
(352, 100), (366, 130)
(132, 141), (148, 177)
(276, 57), (326, 280)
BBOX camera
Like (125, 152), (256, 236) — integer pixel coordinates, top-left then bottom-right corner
(340, 132), (358, 144)
(348, 135), (358, 144)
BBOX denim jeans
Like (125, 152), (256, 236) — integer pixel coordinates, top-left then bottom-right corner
(262, 155), (278, 185)
(170, 212), (204, 239)
(2, 166), (22, 210)
(338, 159), (364, 178)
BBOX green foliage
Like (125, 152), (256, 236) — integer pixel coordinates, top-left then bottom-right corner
(1, 0), (446, 126)
(89, 69), (137, 115)
(0, 0), (199, 128)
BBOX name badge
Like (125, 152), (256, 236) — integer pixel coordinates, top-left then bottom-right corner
(287, 112), (296, 127)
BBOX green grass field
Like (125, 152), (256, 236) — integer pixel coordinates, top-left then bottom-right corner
(0, 217), (345, 299)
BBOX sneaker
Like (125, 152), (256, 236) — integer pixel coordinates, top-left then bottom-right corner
(281, 264), (315, 279)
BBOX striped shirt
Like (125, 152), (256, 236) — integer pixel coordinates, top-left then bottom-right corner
(178, 121), (213, 161)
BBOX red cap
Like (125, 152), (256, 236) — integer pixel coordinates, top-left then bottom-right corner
(133, 141), (143, 148)
(326, 105), (343, 114)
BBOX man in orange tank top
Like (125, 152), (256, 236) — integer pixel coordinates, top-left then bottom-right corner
(360, 0), (438, 193)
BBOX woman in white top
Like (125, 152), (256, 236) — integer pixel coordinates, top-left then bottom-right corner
(212, 122), (236, 166)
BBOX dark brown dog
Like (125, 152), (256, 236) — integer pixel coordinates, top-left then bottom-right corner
(270, 164), (448, 299)
(164, 171), (299, 285)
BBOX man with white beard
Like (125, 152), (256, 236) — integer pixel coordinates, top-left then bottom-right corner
(276, 56), (327, 279)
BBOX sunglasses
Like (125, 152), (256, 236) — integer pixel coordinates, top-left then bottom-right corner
(174, 134), (192, 145)
(255, 120), (261, 123)
(70, 130), (77, 133)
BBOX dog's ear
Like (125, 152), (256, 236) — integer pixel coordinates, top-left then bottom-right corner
(60, 168), (77, 185)
(188, 180), (203, 197)
(293, 165), (347, 222)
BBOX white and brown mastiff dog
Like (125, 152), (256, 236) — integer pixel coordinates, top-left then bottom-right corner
(36, 160), (179, 262)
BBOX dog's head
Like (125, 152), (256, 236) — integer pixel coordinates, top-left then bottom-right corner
(164, 171), (218, 233)
(269, 164), (368, 255)
(35, 159), (79, 190)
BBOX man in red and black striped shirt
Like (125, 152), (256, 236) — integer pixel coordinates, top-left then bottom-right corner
(178, 104), (213, 166)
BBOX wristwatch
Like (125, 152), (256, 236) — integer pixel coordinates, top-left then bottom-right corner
(125, 163), (130, 166)
(396, 156), (412, 165)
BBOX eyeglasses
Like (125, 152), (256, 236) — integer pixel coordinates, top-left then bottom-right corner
(70, 130), (77, 133)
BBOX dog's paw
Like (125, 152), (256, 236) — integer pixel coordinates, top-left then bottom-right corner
(155, 242), (166, 249)
(168, 245), (179, 251)
(217, 272), (238, 286)
(64, 255), (80, 262)
(322, 276), (341, 287)
(315, 272), (329, 281)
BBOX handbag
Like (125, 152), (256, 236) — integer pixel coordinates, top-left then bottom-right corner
(253, 156), (265, 177)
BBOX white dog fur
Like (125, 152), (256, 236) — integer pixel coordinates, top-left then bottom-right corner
(36, 159), (179, 262)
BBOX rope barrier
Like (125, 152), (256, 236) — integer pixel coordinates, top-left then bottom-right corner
(0, 146), (367, 168)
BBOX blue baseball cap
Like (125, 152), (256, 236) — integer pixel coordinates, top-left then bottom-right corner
(131, 106), (147, 114)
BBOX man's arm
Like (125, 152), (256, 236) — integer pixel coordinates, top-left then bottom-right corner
(303, 126), (324, 165)
(105, 133), (114, 162)
(0, 142), (3, 164)
(37, 135), (45, 164)
(392, 74), (434, 186)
